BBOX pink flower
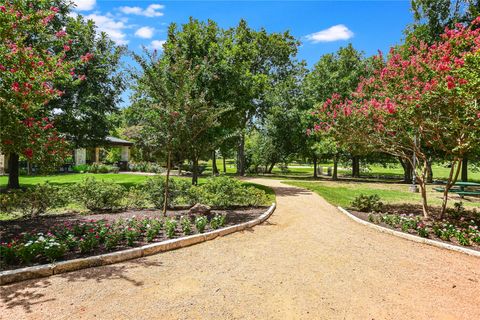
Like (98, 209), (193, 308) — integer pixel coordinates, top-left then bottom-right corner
(63, 45), (71, 52)
(55, 30), (67, 38)
(11, 82), (20, 92)
(0, 6), (6, 12)
(24, 148), (33, 159)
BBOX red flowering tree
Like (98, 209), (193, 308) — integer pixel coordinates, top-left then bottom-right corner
(316, 19), (480, 218)
(0, 1), (85, 188)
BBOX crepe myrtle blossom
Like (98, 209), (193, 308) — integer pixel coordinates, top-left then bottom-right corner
(312, 19), (480, 218)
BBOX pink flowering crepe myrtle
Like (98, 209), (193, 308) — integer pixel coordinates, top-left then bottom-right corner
(0, 1), (92, 167)
(313, 18), (480, 218)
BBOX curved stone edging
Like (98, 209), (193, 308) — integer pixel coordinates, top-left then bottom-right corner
(0, 203), (276, 286)
(337, 206), (480, 258)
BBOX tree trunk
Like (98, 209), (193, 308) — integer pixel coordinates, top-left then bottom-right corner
(7, 153), (20, 189)
(461, 157), (468, 182)
(192, 157), (199, 185)
(332, 154), (338, 181)
(223, 156), (226, 173)
(313, 155), (318, 179)
(426, 160), (433, 183)
(267, 162), (275, 174)
(162, 150), (171, 216)
(399, 158), (413, 183)
(212, 150), (218, 176)
(236, 133), (245, 176)
(417, 160), (430, 218)
(440, 158), (462, 219)
(352, 156), (360, 178)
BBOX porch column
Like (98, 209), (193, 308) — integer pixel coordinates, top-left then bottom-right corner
(95, 147), (100, 163)
(121, 146), (130, 162)
(0, 153), (5, 174)
(74, 148), (86, 165)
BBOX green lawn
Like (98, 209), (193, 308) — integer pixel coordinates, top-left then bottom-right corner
(285, 180), (480, 209)
(203, 159), (480, 182)
(0, 173), (152, 188)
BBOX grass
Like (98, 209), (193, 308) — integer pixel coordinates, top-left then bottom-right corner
(0, 173), (152, 189)
(285, 180), (480, 209)
(203, 158), (480, 182)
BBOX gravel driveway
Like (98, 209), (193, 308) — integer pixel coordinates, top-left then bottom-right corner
(1, 179), (479, 319)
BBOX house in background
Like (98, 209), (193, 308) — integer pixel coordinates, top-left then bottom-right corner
(0, 136), (134, 174)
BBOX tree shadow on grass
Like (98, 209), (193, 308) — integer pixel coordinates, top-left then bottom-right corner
(0, 258), (158, 313)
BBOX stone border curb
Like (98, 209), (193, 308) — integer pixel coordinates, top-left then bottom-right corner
(337, 206), (480, 258)
(0, 203), (276, 286)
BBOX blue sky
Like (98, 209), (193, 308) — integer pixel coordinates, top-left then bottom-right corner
(72, 0), (414, 104)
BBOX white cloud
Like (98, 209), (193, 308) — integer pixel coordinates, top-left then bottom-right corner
(72, 0), (96, 11)
(149, 40), (166, 50)
(305, 24), (354, 43)
(119, 4), (164, 17)
(85, 13), (128, 45)
(135, 26), (154, 39)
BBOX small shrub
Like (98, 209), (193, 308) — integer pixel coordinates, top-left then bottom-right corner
(124, 228), (141, 246)
(0, 243), (17, 266)
(447, 202), (465, 219)
(165, 219), (177, 238)
(210, 214), (226, 230)
(43, 239), (67, 262)
(72, 164), (90, 173)
(180, 216), (192, 235)
(78, 234), (100, 253)
(1, 183), (68, 218)
(124, 186), (150, 209)
(144, 219), (163, 242)
(193, 176), (268, 207)
(72, 177), (125, 211)
(195, 216), (208, 233)
(351, 194), (383, 212)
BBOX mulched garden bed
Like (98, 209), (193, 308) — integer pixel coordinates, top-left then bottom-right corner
(0, 206), (268, 271)
(349, 204), (480, 252)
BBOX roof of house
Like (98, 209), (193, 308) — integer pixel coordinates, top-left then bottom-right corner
(104, 136), (134, 146)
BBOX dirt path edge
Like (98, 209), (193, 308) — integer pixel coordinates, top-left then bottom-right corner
(337, 206), (480, 258)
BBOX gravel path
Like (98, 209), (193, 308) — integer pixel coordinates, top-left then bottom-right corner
(1, 179), (479, 319)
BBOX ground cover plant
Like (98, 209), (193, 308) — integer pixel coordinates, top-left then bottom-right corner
(0, 209), (239, 270)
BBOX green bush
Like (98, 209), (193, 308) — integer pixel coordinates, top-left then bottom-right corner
(72, 164), (90, 173)
(351, 194), (383, 212)
(143, 177), (192, 208)
(165, 219), (177, 238)
(192, 176), (268, 207)
(195, 216), (208, 233)
(124, 186), (150, 209)
(71, 177), (125, 211)
(0, 183), (68, 217)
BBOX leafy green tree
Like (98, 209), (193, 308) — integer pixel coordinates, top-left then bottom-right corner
(49, 15), (125, 148)
(303, 44), (370, 178)
(407, 0), (480, 44)
(224, 20), (300, 176)
(0, 0), (85, 189)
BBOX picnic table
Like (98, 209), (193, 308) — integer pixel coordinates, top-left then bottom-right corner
(434, 181), (480, 197)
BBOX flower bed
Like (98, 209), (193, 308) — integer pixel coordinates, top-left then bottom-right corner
(0, 207), (266, 271)
(350, 204), (480, 251)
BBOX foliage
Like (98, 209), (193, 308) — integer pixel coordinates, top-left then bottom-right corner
(0, 1), (85, 187)
(209, 214), (226, 230)
(195, 216), (208, 233)
(165, 218), (177, 238)
(72, 163), (119, 174)
(180, 216), (192, 235)
(316, 19), (480, 217)
(71, 177), (125, 211)
(143, 177), (192, 209)
(191, 176), (269, 207)
(128, 162), (165, 173)
(0, 183), (67, 217)
(351, 194), (383, 212)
